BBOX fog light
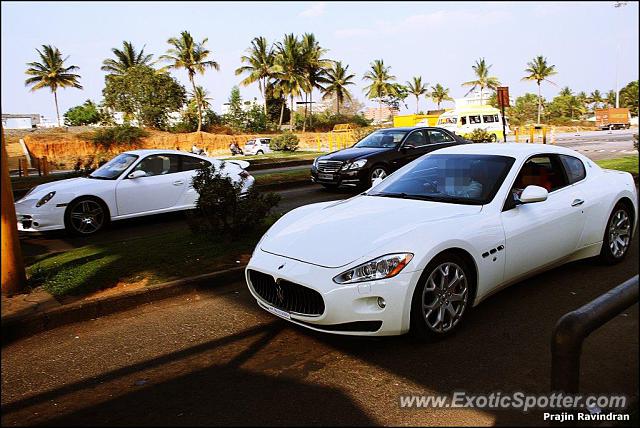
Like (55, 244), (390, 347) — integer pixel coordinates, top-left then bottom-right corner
(377, 297), (386, 309)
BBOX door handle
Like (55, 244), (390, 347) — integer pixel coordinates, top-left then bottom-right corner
(173, 180), (184, 186)
(571, 199), (584, 207)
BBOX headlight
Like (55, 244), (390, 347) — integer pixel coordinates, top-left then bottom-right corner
(341, 159), (367, 171)
(313, 157), (319, 167)
(36, 191), (56, 207)
(350, 159), (367, 169)
(333, 253), (413, 284)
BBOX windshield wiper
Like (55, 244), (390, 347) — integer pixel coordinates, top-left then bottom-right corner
(372, 192), (478, 204)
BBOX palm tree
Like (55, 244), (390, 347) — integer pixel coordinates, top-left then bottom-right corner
(161, 31), (219, 132)
(235, 37), (276, 116)
(300, 33), (331, 130)
(522, 55), (557, 124)
(362, 59), (398, 119)
(605, 90), (617, 108)
(406, 76), (428, 114)
(25, 45), (82, 127)
(559, 86), (573, 97)
(191, 86), (212, 111)
(321, 61), (355, 114)
(101, 41), (153, 76)
(461, 58), (501, 104)
(430, 84), (452, 110)
(273, 34), (306, 129)
(590, 90), (604, 110)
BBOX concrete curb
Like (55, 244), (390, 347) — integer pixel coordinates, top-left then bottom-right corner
(1, 266), (246, 346)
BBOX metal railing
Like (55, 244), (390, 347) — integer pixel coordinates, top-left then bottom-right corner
(551, 274), (639, 393)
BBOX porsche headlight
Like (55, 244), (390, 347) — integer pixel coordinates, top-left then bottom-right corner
(36, 191), (56, 207)
(333, 253), (413, 284)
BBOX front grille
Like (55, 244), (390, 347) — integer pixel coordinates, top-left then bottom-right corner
(248, 269), (325, 316)
(317, 160), (343, 173)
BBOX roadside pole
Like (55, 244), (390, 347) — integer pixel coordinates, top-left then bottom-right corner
(497, 87), (510, 143)
(1, 127), (26, 295)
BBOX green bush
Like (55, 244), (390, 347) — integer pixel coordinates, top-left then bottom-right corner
(91, 125), (149, 148)
(188, 162), (281, 239)
(463, 128), (495, 143)
(269, 132), (299, 151)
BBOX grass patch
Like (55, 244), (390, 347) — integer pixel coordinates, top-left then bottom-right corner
(596, 156), (639, 175)
(221, 150), (321, 162)
(254, 169), (309, 186)
(27, 220), (275, 297)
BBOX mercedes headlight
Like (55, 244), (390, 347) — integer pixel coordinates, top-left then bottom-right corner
(349, 159), (367, 169)
(36, 191), (56, 207)
(333, 253), (413, 284)
(313, 157), (319, 167)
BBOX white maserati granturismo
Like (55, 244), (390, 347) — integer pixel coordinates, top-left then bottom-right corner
(246, 143), (637, 339)
(15, 149), (254, 235)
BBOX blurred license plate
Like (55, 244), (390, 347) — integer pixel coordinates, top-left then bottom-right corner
(264, 304), (291, 320)
(318, 173), (334, 181)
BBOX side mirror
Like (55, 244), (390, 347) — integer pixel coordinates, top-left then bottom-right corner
(519, 185), (548, 204)
(128, 170), (147, 179)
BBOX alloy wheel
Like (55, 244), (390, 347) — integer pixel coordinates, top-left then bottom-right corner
(608, 209), (631, 258)
(370, 168), (387, 184)
(421, 262), (469, 333)
(69, 200), (105, 234)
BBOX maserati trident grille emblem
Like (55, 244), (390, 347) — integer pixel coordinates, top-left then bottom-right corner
(275, 283), (285, 304)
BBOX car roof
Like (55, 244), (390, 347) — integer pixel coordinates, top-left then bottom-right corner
(123, 149), (211, 158)
(433, 143), (583, 158)
(378, 126), (443, 132)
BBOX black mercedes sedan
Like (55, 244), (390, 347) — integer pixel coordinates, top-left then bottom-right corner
(311, 126), (468, 189)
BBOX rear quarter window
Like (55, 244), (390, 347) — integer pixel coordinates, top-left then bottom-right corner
(559, 155), (586, 184)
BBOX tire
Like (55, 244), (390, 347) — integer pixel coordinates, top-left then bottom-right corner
(257, 150), (264, 155)
(410, 253), (475, 341)
(369, 165), (389, 186)
(64, 197), (109, 236)
(599, 202), (633, 265)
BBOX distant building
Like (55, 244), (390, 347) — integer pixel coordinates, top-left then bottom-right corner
(2, 114), (41, 129)
(364, 106), (399, 124)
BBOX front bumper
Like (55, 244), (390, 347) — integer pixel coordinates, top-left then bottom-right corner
(310, 166), (368, 188)
(245, 248), (416, 336)
(14, 198), (66, 232)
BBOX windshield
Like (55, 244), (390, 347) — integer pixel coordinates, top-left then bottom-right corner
(89, 153), (138, 179)
(354, 130), (408, 148)
(368, 154), (515, 205)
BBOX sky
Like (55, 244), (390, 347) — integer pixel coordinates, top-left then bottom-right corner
(1, 1), (638, 119)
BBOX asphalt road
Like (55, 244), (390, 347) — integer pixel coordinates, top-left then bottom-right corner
(507, 128), (637, 160)
(2, 238), (637, 426)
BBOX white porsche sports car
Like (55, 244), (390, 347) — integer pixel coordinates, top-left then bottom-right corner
(246, 143), (637, 339)
(15, 149), (254, 235)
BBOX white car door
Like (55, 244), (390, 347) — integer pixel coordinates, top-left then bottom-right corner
(175, 154), (213, 208)
(116, 154), (187, 216)
(501, 154), (585, 280)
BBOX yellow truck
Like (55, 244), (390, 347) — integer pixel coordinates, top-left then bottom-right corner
(393, 113), (441, 127)
(595, 108), (631, 130)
